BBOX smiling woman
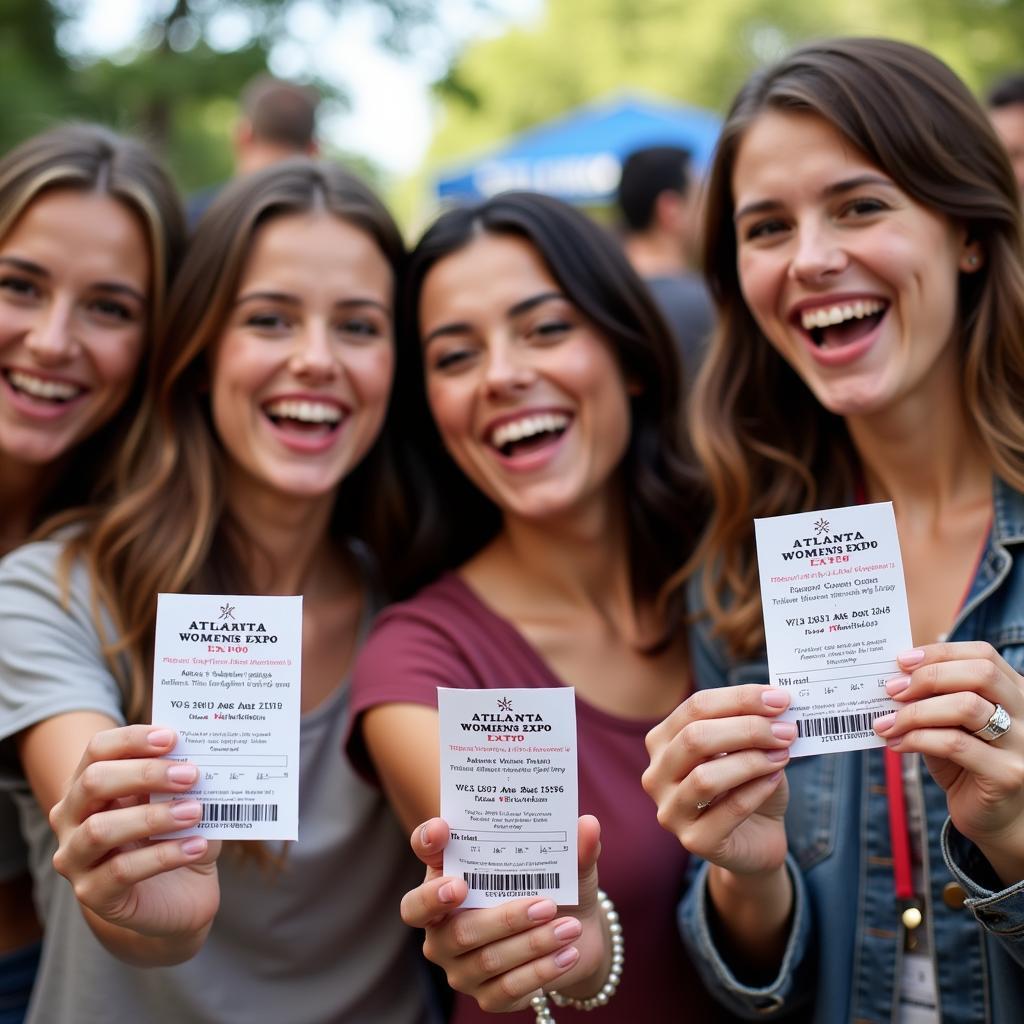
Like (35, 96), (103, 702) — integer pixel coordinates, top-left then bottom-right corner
(0, 123), (184, 1024)
(639, 36), (1024, 1024)
(347, 192), (719, 1022)
(0, 159), (439, 1024)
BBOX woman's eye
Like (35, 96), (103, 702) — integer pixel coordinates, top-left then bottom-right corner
(532, 320), (572, 340)
(245, 312), (290, 331)
(744, 218), (788, 241)
(0, 275), (40, 299)
(89, 297), (134, 322)
(432, 347), (473, 372)
(338, 318), (382, 339)
(841, 197), (888, 218)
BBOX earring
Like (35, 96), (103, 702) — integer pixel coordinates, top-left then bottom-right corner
(967, 254), (979, 267)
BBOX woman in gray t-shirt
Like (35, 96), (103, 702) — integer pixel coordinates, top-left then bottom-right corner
(0, 122), (185, 1024)
(0, 159), (436, 1024)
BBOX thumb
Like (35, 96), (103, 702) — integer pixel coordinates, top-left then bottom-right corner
(575, 814), (602, 913)
(410, 817), (450, 871)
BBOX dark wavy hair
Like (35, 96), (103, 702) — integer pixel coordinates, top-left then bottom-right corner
(394, 190), (706, 643)
(688, 37), (1024, 657)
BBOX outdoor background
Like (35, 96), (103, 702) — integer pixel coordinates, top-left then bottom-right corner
(5, 0), (1024, 229)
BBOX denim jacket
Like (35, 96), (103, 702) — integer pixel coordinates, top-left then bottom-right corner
(679, 477), (1024, 1023)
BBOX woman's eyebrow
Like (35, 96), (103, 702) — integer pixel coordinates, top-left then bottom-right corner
(734, 174), (897, 222)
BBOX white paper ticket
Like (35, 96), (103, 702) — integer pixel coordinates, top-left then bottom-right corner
(438, 687), (578, 908)
(754, 502), (913, 756)
(151, 593), (302, 840)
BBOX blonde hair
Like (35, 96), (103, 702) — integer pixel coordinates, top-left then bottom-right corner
(0, 123), (185, 521)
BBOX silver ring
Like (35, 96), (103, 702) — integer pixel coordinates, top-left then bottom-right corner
(972, 703), (1012, 742)
(696, 799), (712, 812)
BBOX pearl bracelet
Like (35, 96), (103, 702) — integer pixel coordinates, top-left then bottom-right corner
(530, 889), (624, 1023)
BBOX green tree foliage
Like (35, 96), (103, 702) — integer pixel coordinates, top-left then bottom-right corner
(427, 0), (1024, 170)
(0, 0), (437, 191)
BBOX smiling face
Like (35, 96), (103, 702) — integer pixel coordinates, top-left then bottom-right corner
(0, 188), (150, 466)
(731, 110), (979, 418)
(418, 232), (632, 525)
(209, 210), (394, 505)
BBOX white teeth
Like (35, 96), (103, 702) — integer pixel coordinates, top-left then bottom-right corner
(7, 370), (82, 401)
(264, 399), (342, 424)
(491, 412), (570, 450)
(800, 298), (885, 331)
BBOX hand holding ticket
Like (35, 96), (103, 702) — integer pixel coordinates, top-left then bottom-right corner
(438, 687), (579, 908)
(755, 502), (913, 756)
(152, 593), (302, 840)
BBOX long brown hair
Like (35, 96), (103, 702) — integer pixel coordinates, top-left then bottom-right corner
(0, 123), (185, 521)
(55, 159), (406, 723)
(690, 37), (1024, 657)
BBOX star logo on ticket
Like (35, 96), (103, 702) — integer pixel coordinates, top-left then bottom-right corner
(497, 697), (514, 712)
(814, 518), (830, 535)
(218, 602), (236, 621)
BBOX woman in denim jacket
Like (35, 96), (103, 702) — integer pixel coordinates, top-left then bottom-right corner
(643, 38), (1024, 1023)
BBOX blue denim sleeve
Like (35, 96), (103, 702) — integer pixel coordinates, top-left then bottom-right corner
(941, 818), (1024, 968)
(678, 856), (813, 1019)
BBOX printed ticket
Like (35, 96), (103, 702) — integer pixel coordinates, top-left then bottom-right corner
(438, 687), (578, 908)
(151, 593), (302, 840)
(754, 502), (913, 756)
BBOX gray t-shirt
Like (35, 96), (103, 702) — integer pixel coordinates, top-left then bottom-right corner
(0, 539), (437, 1024)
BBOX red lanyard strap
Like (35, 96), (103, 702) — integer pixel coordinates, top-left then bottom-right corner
(885, 747), (914, 900)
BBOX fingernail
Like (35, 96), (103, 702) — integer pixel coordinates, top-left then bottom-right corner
(898, 649), (925, 667)
(553, 919), (582, 941)
(438, 882), (455, 903)
(167, 764), (198, 785)
(554, 946), (579, 968)
(527, 899), (557, 922)
(181, 837), (206, 856)
(170, 800), (203, 821)
(887, 736), (903, 750)
(873, 712), (897, 734)
(769, 770), (784, 782)
(147, 729), (174, 747)
(770, 721), (797, 740)
(885, 676), (910, 696)
(762, 688), (789, 709)
(419, 824), (432, 849)
(765, 747), (790, 762)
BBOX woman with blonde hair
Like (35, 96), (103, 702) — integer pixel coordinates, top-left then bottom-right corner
(642, 37), (1024, 1021)
(0, 122), (184, 1024)
(0, 158), (437, 1023)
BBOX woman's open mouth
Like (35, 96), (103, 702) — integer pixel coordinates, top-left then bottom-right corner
(800, 298), (888, 351)
(487, 411), (571, 459)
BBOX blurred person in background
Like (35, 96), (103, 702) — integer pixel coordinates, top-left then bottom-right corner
(187, 73), (320, 226)
(0, 123), (185, 1024)
(988, 74), (1024, 197)
(616, 145), (714, 382)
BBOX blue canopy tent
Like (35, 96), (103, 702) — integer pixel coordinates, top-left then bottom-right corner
(434, 93), (721, 206)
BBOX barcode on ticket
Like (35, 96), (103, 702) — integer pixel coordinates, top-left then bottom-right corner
(796, 710), (888, 739)
(202, 803), (279, 822)
(464, 872), (560, 892)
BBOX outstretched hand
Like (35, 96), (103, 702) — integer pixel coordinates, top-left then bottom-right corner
(401, 815), (608, 1013)
(49, 725), (221, 944)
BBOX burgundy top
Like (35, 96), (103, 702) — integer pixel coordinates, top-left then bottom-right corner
(348, 573), (725, 1023)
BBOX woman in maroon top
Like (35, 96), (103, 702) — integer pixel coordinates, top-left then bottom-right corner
(348, 193), (725, 1021)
